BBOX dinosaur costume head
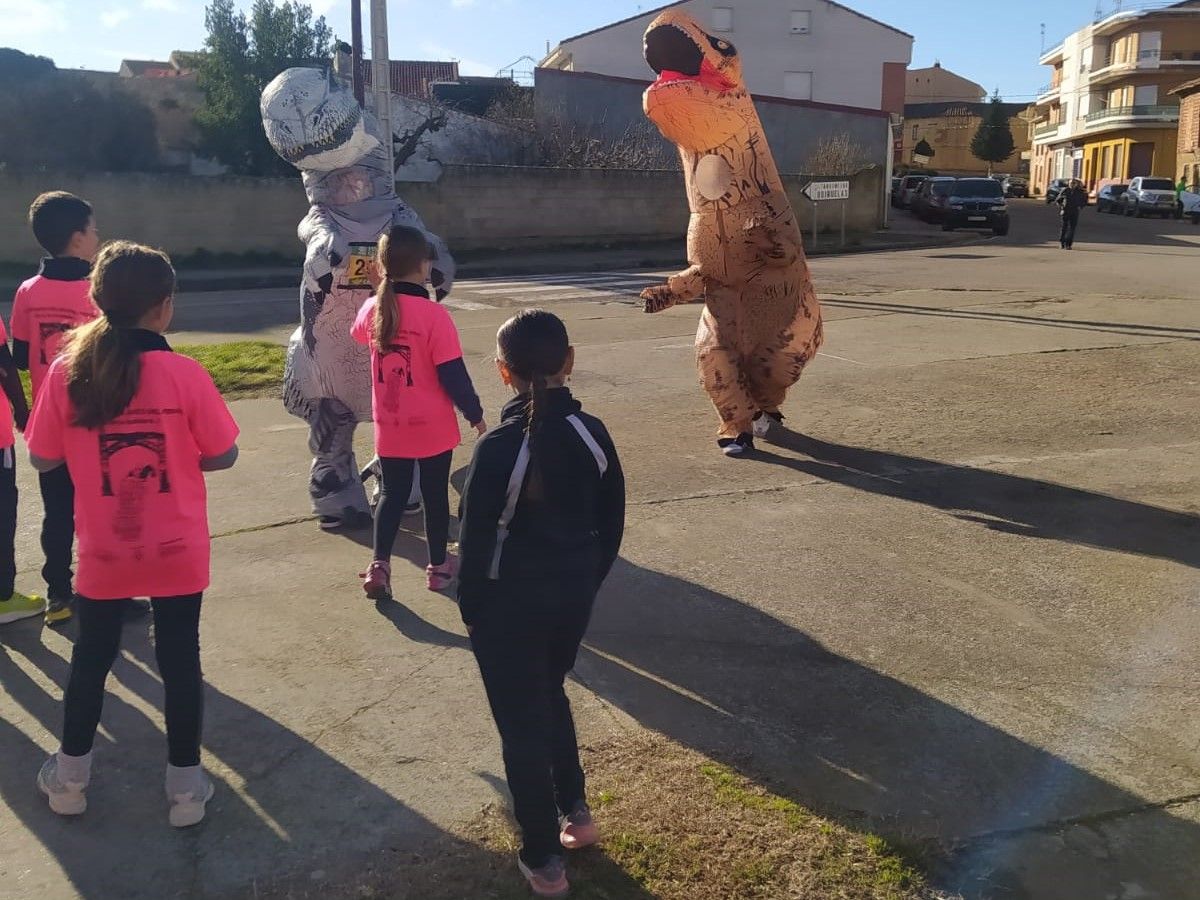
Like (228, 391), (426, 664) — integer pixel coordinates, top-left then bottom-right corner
(643, 10), (750, 152)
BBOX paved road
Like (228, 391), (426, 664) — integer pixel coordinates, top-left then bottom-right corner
(2, 198), (1198, 899)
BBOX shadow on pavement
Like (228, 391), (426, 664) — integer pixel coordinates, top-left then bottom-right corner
(755, 430), (1198, 571)
(0, 617), (647, 900)
(581, 555), (1200, 897)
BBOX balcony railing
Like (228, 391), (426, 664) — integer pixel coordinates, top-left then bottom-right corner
(1034, 122), (1061, 137)
(1084, 104), (1180, 124)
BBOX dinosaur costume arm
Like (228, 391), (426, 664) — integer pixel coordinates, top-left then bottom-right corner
(641, 265), (706, 314)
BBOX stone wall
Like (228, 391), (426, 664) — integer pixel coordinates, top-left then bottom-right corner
(0, 165), (883, 264)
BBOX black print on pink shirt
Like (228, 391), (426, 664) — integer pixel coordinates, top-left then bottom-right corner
(38, 322), (72, 365)
(377, 345), (413, 414)
(99, 432), (170, 544)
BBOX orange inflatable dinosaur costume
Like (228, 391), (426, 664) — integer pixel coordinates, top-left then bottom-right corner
(640, 10), (823, 456)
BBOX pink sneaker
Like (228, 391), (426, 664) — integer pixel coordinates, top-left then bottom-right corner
(517, 855), (569, 898)
(361, 561), (391, 600)
(426, 555), (458, 592)
(560, 802), (600, 850)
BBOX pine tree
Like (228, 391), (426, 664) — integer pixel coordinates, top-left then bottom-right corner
(197, 0), (333, 176)
(970, 93), (1016, 174)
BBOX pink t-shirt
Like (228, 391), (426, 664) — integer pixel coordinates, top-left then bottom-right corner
(10, 274), (99, 398)
(25, 349), (239, 600)
(351, 291), (465, 458)
(0, 318), (13, 449)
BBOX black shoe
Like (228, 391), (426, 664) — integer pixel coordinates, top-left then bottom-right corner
(718, 433), (755, 457)
(123, 599), (151, 622)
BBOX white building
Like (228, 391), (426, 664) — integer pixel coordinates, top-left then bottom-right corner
(541, 0), (912, 114)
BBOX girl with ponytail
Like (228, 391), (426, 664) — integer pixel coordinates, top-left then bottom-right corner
(24, 241), (240, 828)
(457, 309), (625, 898)
(351, 225), (484, 600)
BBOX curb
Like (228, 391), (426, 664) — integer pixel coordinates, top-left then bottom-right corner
(0, 235), (978, 299)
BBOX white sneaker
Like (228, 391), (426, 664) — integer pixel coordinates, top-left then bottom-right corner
(168, 775), (215, 828)
(38, 754), (88, 816)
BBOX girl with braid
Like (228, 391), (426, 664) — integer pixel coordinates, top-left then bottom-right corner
(353, 225), (484, 600)
(458, 310), (625, 898)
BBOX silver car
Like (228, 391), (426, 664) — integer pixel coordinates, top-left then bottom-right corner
(1122, 176), (1179, 218)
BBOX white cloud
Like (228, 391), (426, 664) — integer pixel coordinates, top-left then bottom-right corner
(141, 0), (181, 10)
(100, 7), (133, 28)
(0, 0), (67, 37)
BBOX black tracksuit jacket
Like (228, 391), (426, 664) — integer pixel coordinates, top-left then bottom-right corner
(457, 388), (625, 626)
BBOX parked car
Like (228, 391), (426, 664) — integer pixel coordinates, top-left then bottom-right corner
(1121, 176), (1179, 218)
(911, 177), (956, 223)
(941, 178), (1010, 235)
(894, 175), (929, 209)
(1045, 178), (1071, 204)
(1184, 190), (1200, 224)
(1095, 183), (1129, 213)
(1000, 176), (1029, 198)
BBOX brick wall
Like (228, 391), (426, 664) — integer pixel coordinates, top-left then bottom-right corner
(0, 165), (883, 265)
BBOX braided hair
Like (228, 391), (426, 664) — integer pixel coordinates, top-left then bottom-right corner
(496, 310), (571, 495)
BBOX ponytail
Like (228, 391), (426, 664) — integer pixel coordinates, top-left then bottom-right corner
(525, 372), (551, 498)
(373, 279), (398, 352)
(66, 316), (143, 429)
(373, 224), (433, 352)
(66, 240), (175, 429)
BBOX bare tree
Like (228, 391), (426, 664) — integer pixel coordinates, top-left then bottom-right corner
(392, 98), (449, 170)
(804, 133), (873, 175)
(532, 117), (674, 170)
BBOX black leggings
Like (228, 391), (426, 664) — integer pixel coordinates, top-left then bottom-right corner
(374, 451), (453, 566)
(1060, 211), (1080, 246)
(471, 572), (598, 867)
(62, 594), (204, 767)
(38, 464), (75, 598)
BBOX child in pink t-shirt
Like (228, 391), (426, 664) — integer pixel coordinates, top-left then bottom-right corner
(11, 191), (102, 626)
(25, 242), (239, 829)
(351, 225), (485, 600)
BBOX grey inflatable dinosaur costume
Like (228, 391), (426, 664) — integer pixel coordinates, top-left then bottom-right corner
(261, 67), (455, 526)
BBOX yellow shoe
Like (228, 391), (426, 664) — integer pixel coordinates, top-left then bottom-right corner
(44, 594), (73, 626)
(0, 592), (47, 625)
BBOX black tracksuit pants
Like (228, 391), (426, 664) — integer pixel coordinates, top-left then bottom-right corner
(1060, 210), (1081, 247)
(0, 447), (16, 599)
(470, 571), (598, 867)
(38, 464), (75, 599)
(62, 594), (204, 766)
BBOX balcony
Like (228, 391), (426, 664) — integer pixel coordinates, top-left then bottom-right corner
(1034, 121), (1061, 140)
(1036, 82), (1062, 102)
(1084, 104), (1180, 127)
(1090, 48), (1200, 84)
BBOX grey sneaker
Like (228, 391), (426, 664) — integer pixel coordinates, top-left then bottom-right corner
(560, 801), (600, 850)
(37, 754), (88, 816)
(166, 777), (216, 830)
(517, 855), (569, 898)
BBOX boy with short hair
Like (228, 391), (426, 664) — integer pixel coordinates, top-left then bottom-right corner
(0, 316), (38, 623)
(11, 192), (101, 624)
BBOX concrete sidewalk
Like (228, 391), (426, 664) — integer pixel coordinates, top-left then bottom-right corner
(3, 231), (1199, 898)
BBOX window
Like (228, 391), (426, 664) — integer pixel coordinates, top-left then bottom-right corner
(784, 71), (813, 100)
(1133, 84), (1159, 106)
(912, 124), (919, 139)
(712, 7), (733, 32)
(791, 10), (812, 34)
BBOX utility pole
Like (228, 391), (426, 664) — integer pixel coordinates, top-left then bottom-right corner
(370, 0), (394, 176)
(350, 0), (364, 106)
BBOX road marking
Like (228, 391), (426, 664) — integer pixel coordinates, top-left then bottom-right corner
(444, 299), (496, 311)
(819, 351), (868, 366)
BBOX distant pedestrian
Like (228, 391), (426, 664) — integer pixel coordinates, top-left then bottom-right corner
(25, 242), (239, 827)
(1176, 176), (1189, 220)
(1058, 179), (1089, 249)
(458, 310), (625, 898)
(353, 225), (485, 601)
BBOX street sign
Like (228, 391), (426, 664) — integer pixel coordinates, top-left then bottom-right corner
(802, 180), (850, 202)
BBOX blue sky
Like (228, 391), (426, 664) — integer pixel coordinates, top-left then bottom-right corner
(5, 0), (1133, 102)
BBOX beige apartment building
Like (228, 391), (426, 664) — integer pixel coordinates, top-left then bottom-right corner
(1030, 0), (1200, 193)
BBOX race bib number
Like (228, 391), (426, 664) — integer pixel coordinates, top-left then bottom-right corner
(340, 242), (378, 291)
